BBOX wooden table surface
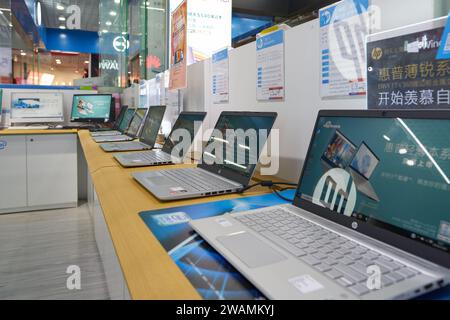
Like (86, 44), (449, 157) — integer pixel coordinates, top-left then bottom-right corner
(77, 130), (275, 300)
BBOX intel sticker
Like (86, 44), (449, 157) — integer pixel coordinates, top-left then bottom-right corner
(152, 212), (191, 227)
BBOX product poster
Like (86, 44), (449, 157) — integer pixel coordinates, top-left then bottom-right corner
(256, 30), (285, 101)
(436, 11), (450, 60)
(319, 0), (370, 98)
(367, 20), (450, 109)
(211, 48), (230, 104)
(139, 191), (295, 300)
(169, 0), (188, 90)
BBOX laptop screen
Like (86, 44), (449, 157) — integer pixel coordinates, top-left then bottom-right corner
(162, 112), (206, 155)
(139, 106), (166, 147)
(127, 109), (147, 137)
(118, 108), (135, 132)
(202, 112), (277, 179)
(297, 115), (450, 254)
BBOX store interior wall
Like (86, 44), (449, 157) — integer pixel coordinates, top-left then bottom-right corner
(182, 0), (445, 182)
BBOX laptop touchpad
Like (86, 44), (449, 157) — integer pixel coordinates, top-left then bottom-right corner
(217, 232), (287, 268)
(146, 176), (173, 186)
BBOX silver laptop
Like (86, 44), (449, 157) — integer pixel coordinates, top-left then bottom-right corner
(100, 106), (166, 152)
(93, 108), (147, 143)
(114, 111), (206, 167)
(90, 105), (129, 137)
(133, 111), (278, 201)
(191, 110), (450, 300)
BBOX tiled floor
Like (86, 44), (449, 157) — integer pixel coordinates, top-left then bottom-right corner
(0, 203), (109, 300)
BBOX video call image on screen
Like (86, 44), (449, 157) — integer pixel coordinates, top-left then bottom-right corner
(322, 131), (357, 169)
(11, 92), (64, 122)
(202, 114), (276, 176)
(163, 114), (206, 155)
(71, 95), (112, 121)
(297, 116), (450, 253)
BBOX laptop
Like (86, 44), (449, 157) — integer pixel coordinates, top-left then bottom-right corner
(133, 111), (278, 201)
(321, 130), (357, 172)
(191, 110), (450, 300)
(90, 105), (129, 137)
(114, 111), (206, 167)
(99, 106), (166, 152)
(349, 142), (380, 202)
(93, 108), (147, 143)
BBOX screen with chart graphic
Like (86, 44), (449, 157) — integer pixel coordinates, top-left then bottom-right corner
(71, 94), (112, 123)
(10, 92), (64, 123)
(297, 115), (450, 255)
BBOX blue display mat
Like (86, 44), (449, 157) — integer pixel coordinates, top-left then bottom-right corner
(139, 190), (450, 300)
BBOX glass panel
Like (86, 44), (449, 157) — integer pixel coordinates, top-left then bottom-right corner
(145, 0), (167, 79)
(0, 0), (12, 83)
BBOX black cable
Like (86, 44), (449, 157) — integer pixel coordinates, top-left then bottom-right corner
(238, 181), (297, 194)
(238, 180), (297, 202)
(272, 187), (296, 202)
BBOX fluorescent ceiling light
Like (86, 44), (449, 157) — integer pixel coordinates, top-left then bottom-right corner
(56, 4), (65, 10)
(397, 117), (450, 184)
(84, 60), (89, 64)
(105, 21), (112, 26)
(102, 29), (108, 33)
(58, 16), (66, 21)
(20, 52), (26, 56)
(114, 0), (121, 3)
(383, 135), (391, 142)
(59, 25), (66, 29)
(109, 11), (117, 16)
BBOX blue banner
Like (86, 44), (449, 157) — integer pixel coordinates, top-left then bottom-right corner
(436, 11), (450, 60)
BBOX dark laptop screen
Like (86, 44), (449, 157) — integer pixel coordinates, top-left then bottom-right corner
(139, 106), (166, 147)
(162, 112), (206, 155)
(202, 112), (277, 179)
(297, 115), (450, 254)
(127, 108), (147, 137)
(118, 108), (135, 132)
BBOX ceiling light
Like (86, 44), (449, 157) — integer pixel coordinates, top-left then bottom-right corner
(383, 135), (391, 142)
(105, 21), (112, 26)
(56, 4), (65, 10)
(114, 0), (121, 3)
(84, 60), (89, 64)
(102, 29), (108, 33)
(109, 11), (117, 16)
(406, 160), (416, 167)
(399, 148), (407, 155)
(59, 25), (66, 29)
(20, 52), (26, 56)
(58, 16), (66, 21)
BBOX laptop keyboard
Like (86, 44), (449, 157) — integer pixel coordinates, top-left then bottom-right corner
(234, 208), (423, 297)
(136, 151), (171, 162)
(161, 168), (239, 192)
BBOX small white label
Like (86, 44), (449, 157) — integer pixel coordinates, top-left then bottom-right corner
(216, 218), (233, 228)
(289, 275), (324, 294)
(406, 41), (419, 53)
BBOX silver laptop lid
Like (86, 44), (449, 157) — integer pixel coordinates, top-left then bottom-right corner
(294, 110), (450, 269)
(139, 106), (166, 147)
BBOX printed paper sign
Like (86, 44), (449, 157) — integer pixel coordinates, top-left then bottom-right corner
(256, 30), (285, 101)
(211, 48), (229, 104)
(169, 0), (188, 90)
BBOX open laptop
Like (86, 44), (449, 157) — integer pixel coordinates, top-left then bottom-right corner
(90, 105), (129, 137)
(99, 106), (166, 152)
(133, 111), (277, 201)
(191, 110), (450, 300)
(114, 111), (206, 167)
(349, 142), (380, 202)
(93, 108), (147, 143)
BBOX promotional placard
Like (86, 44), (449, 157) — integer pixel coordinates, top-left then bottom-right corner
(367, 18), (450, 109)
(211, 48), (229, 104)
(169, 0), (188, 90)
(256, 30), (285, 101)
(319, 0), (370, 98)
